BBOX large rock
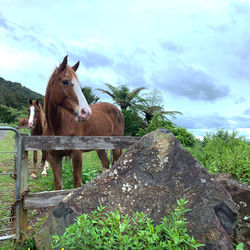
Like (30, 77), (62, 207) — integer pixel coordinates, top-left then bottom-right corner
(35, 129), (238, 249)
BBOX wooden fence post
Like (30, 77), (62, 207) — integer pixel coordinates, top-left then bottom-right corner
(15, 135), (28, 242)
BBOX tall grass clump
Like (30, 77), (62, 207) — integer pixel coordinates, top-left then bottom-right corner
(40, 159), (98, 191)
(52, 199), (204, 249)
(187, 129), (250, 184)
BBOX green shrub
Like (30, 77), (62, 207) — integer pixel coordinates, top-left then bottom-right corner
(122, 109), (145, 136)
(234, 242), (244, 250)
(52, 199), (204, 249)
(187, 129), (250, 184)
(0, 104), (28, 124)
(137, 113), (196, 147)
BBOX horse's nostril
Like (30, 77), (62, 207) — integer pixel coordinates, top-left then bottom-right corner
(81, 108), (87, 116)
(78, 107), (91, 121)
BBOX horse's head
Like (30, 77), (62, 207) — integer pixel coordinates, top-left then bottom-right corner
(28, 99), (41, 128)
(46, 55), (92, 122)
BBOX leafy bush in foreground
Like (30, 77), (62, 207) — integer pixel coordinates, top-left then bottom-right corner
(52, 199), (204, 249)
(187, 130), (250, 184)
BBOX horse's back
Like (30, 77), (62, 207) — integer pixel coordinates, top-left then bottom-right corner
(86, 102), (124, 136)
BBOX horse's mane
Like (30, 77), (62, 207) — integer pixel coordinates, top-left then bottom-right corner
(38, 103), (46, 128)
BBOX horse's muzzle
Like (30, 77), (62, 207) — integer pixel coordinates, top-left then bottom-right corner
(28, 122), (34, 128)
(74, 107), (91, 122)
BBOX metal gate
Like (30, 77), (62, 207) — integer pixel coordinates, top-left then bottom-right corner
(0, 127), (22, 241)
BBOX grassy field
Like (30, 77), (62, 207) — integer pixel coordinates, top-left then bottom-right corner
(0, 130), (103, 249)
(0, 131), (17, 249)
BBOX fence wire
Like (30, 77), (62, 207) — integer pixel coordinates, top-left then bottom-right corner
(0, 127), (21, 241)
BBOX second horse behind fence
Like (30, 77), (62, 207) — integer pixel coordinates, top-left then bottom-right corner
(28, 99), (49, 178)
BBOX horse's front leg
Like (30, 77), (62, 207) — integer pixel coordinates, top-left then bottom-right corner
(112, 149), (122, 165)
(31, 150), (37, 178)
(97, 150), (109, 170)
(71, 151), (82, 188)
(40, 150), (49, 177)
(48, 153), (63, 190)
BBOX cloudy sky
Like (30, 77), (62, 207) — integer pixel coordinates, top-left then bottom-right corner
(0, 0), (249, 138)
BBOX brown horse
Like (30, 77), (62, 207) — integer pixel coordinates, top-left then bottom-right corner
(28, 99), (49, 178)
(44, 56), (124, 190)
(18, 118), (28, 127)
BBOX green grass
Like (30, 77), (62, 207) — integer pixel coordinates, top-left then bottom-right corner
(34, 154), (101, 192)
(0, 131), (17, 249)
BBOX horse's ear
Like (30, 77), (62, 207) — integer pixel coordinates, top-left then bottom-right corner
(29, 99), (32, 105)
(59, 55), (68, 71)
(36, 99), (39, 106)
(72, 61), (80, 72)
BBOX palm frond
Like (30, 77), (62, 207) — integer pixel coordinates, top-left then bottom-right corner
(95, 88), (115, 99)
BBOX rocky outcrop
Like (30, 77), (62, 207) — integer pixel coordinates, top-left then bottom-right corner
(213, 173), (250, 248)
(35, 129), (238, 249)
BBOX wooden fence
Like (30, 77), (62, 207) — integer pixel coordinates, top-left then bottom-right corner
(17, 135), (139, 240)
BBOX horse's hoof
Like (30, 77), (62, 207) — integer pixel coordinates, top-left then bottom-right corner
(31, 173), (37, 179)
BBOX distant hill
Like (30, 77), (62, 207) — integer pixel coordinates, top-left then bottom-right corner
(0, 77), (44, 123)
(0, 77), (44, 109)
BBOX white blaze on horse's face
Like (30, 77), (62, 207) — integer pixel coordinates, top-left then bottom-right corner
(72, 77), (92, 122)
(28, 106), (35, 128)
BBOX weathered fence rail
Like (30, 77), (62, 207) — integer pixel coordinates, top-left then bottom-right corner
(24, 189), (75, 209)
(24, 136), (139, 150)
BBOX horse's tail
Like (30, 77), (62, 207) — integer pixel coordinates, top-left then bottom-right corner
(114, 106), (125, 136)
(112, 106), (125, 164)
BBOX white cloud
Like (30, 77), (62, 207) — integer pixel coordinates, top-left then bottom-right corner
(153, 61), (230, 102)
(229, 120), (237, 125)
(237, 128), (250, 139)
(0, 44), (42, 71)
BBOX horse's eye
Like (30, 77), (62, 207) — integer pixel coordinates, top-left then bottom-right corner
(62, 80), (69, 85)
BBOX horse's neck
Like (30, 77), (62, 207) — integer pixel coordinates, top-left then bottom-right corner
(32, 107), (46, 135)
(31, 122), (42, 135)
(45, 103), (64, 135)
(46, 104), (80, 136)
(40, 108), (46, 129)
(31, 118), (41, 136)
